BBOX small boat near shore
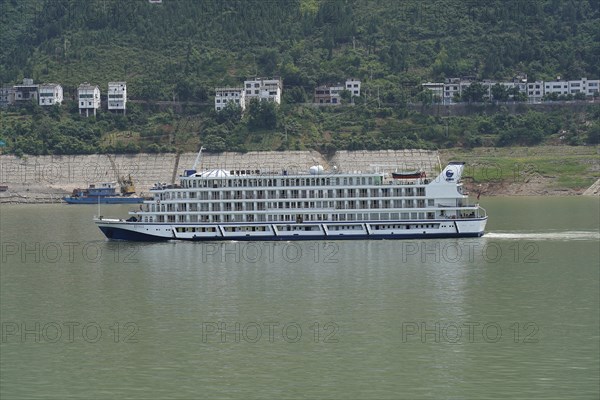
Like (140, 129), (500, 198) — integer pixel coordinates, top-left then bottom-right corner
(64, 177), (143, 204)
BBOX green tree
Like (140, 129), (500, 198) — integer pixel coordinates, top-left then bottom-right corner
(247, 99), (278, 130)
(215, 102), (243, 124)
(491, 84), (509, 102)
(461, 82), (488, 103)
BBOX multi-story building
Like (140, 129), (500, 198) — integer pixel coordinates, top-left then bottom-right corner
(314, 84), (344, 104)
(13, 78), (39, 104)
(0, 87), (15, 107)
(244, 78), (282, 104)
(587, 80), (599, 96)
(544, 78), (600, 98)
(526, 81), (544, 103)
(443, 78), (461, 103)
(425, 76), (598, 103)
(315, 79), (362, 104)
(38, 83), (63, 106)
(544, 79), (570, 96)
(107, 81), (127, 114)
(78, 83), (101, 117)
(215, 87), (245, 111)
(345, 78), (361, 97)
(568, 78), (599, 96)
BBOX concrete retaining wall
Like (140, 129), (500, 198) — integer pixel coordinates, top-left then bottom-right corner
(0, 150), (440, 203)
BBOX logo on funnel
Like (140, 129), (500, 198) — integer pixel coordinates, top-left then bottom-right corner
(445, 169), (454, 181)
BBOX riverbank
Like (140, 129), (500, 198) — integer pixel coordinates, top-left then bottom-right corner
(0, 146), (598, 203)
(442, 146), (599, 196)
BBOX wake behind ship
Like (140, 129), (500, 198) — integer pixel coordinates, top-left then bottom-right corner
(95, 149), (487, 241)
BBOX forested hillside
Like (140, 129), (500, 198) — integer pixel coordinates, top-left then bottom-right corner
(2, 0), (599, 96)
(0, 0), (598, 155)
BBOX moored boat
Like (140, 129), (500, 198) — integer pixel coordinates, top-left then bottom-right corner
(65, 180), (143, 204)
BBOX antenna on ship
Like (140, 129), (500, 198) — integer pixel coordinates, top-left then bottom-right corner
(192, 146), (206, 171)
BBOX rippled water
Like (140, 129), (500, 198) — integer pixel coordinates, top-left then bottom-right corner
(1, 197), (598, 399)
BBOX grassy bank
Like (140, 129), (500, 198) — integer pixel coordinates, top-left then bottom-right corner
(441, 146), (599, 194)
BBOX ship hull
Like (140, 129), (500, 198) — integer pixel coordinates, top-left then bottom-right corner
(64, 197), (143, 204)
(96, 218), (487, 242)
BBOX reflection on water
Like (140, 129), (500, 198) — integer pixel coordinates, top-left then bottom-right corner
(0, 197), (598, 399)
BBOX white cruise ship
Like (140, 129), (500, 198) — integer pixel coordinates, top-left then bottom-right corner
(95, 150), (487, 241)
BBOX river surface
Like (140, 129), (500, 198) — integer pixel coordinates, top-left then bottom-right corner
(1, 197), (599, 399)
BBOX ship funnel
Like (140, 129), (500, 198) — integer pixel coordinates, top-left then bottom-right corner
(433, 162), (465, 184)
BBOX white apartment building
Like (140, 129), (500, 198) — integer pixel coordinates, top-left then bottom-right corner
(345, 78), (361, 97)
(78, 83), (101, 117)
(426, 76), (598, 103)
(443, 78), (461, 103)
(107, 81), (127, 114)
(527, 81), (544, 102)
(244, 78), (282, 104)
(215, 87), (245, 111)
(544, 78), (600, 97)
(38, 83), (63, 106)
(544, 80), (570, 96)
(568, 78), (599, 96)
(587, 80), (600, 96)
